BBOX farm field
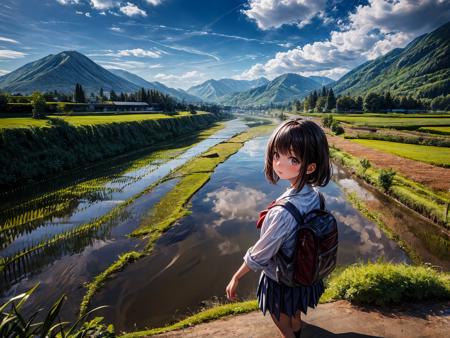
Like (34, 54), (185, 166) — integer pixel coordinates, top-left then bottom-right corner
(350, 139), (450, 167)
(418, 126), (450, 135)
(333, 115), (450, 129)
(0, 111), (203, 129)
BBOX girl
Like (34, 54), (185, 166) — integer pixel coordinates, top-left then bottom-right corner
(226, 119), (332, 338)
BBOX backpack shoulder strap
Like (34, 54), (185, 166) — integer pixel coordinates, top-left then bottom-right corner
(273, 199), (304, 224)
(318, 191), (326, 210)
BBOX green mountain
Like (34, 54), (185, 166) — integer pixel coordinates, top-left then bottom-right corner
(220, 73), (322, 107)
(109, 68), (201, 102)
(0, 51), (139, 95)
(333, 21), (450, 98)
(187, 77), (269, 102)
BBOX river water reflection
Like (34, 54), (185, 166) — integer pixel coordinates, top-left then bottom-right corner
(91, 135), (410, 332)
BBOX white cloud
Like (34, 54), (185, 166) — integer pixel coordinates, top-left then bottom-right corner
(203, 186), (267, 227)
(239, 0), (450, 81)
(109, 25), (123, 32)
(243, 0), (326, 30)
(99, 11), (106, 15)
(145, 0), (162, 5)
(154, 70), (204, 81)
(90, 0), (117, 10)
(117, 48), (161, 58)
(75, 10), (83, 15)
(85, 12), (91, 17)
(0, 36), (19, 44)
(99, 60), (147, 70)
(56, 0), (80, 4)
(119, 2), (147, 17)
(0, 49), (26, 59)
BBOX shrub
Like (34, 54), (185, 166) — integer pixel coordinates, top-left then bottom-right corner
(331, 120), (344, 135)
(31, 91), (46, 119)
(378, 168), (396, 192)
(322, 263), (450, 306)
(321, 114), (333, 128)
(360, 158), (371, 171)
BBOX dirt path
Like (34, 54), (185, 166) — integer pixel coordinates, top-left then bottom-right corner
(154, 301), (450, 338)
(326, 134), (450, 192)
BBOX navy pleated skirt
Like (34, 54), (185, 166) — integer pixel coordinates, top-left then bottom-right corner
(256, 272), (324, 321)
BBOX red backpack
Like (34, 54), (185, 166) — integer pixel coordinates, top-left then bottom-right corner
(256, 192), (338, 287)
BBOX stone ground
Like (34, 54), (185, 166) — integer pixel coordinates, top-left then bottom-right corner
(153, 301), (449, 338)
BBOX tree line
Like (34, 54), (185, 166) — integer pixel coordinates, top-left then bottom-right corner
(294, 87), (450, 112)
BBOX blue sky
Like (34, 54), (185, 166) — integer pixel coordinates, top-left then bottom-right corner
(0, 0), (449, 89)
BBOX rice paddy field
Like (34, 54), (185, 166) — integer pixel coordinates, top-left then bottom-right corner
(350, 139), (450, 167)
(418, 126), (450, 135)
(333, 114), (450, 129)
(0, 111), (202, 129)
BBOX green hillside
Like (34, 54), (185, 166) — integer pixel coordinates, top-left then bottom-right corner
(333, 21), (450, 98)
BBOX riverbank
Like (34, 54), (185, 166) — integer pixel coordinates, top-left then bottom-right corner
(0, 112), (220, 188)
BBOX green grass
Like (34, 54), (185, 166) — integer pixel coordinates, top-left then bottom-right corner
(0, 111), (204, 129)
(119, 300), (259, 338)
(419, 126), (450, 135)
(350, 139), (450, 167)
(333, 116), (450, 129)
(321, 263), (450, 306)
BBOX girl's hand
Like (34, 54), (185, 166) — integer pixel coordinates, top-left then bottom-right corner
(226, 277), (239, 301)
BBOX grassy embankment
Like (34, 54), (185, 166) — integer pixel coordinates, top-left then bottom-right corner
(119, 262), (450, 337)
(329, 147), (449, 228)
(0, 111), (202, 129)
(79, 122), (275, 317)
(419, 126), (450, 135)
(0, 112), (218, 187)
(0, 123), (227, 286)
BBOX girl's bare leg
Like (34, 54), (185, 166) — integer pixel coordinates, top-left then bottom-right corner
(270, 313), (295, 338)
(291, 310), (302, 332)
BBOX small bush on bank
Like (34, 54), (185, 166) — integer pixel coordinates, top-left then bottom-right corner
(378, 168), (396, 192)
(322, 263), (450, 306)
(331, 120), (345, 135)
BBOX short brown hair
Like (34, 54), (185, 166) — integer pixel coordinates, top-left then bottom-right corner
(264, 119), (331, 192)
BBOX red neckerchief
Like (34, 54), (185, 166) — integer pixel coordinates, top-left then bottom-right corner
(256, 200), (277, 229)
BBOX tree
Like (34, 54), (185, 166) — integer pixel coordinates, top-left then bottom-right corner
(325, 88), (336, 112)
(0, 92), (8, 111)
(364, 93), (382, 112)
(315, 96), (327, 112)
(110, 89), (118, 101)
(73, 83), (86, 103)
(31, 91), (46, 119)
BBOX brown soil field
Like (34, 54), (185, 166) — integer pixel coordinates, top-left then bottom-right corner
(326, 133), (450, 192)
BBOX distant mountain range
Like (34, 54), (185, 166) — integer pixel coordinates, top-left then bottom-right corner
(219, 73), (328, 106)
(0, 20), (448, 107)
(0, 51), (200, 102)
(187, 77), (269, 102)
(332, 21), (450, 98)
